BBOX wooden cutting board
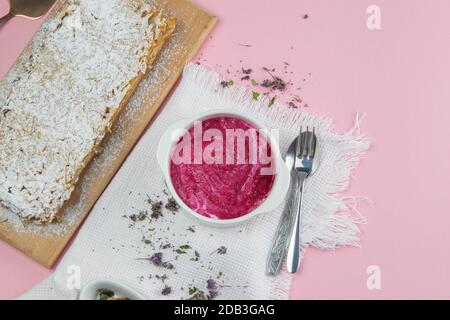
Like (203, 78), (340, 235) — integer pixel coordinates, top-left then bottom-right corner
(0, 0), (216, 268)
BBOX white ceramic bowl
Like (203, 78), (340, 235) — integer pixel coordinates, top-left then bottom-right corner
(79, 279), (146, 300)
(157, 109), (290, 227)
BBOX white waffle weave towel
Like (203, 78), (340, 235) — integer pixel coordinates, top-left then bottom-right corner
(21, 63), (369, 300)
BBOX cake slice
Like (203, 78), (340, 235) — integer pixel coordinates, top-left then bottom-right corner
(0, 0), (175, 222)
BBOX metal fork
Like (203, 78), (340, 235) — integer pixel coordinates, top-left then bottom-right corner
(286, 126), (317, 273)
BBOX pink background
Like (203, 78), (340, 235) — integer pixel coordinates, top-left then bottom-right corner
(1, 0), (450, 299)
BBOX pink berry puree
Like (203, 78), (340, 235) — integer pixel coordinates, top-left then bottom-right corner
(169, 116), (275, 220)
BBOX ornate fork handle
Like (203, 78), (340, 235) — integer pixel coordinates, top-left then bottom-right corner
(266, 174), (298, 275)
(286, 172), (307, 273)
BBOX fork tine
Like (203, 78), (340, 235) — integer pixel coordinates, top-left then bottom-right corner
(308, 127), (316, 158)
(302, 126), (308, 157)
(296, 126), (302, 159)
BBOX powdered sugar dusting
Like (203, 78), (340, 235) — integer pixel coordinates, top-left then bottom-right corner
(0, 0), (173, 222)
(0, 1), (189, 235)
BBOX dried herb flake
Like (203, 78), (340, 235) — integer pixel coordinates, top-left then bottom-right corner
(269, 96), (276, 107)
(165, 197), (180, 213)
(220, 80), (234, 88)
(213, 246), (227, 255)
(161, 286), (172, 296)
